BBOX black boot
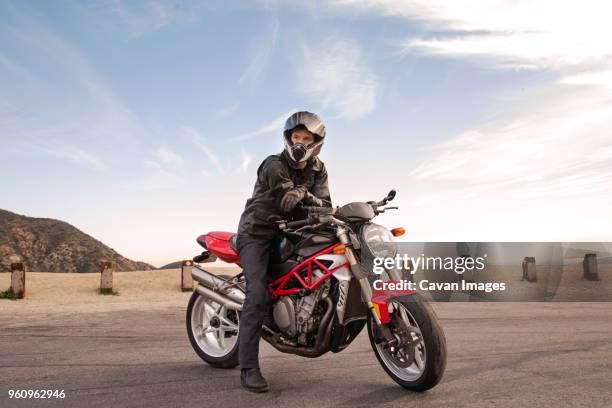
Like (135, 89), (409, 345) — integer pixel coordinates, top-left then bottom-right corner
(262, 309), (280, 332)
(240, 368), (269, 393)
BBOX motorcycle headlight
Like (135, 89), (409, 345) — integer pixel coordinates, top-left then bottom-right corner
(361, 223), (397, 259)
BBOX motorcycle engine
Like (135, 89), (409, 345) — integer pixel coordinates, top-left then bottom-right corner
(272, 279), (330, 346)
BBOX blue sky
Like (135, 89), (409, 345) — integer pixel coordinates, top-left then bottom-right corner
(2, 1), (612, 266)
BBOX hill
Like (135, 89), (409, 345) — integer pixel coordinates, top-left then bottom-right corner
(0, 209), (155, 272)
(158, 261), (183, 270)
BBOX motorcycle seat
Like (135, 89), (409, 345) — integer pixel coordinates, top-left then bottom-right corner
(204, 231), (240, 264)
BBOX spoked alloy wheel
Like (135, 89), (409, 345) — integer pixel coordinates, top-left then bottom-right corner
(376, 302), (427, 379)
(367, 294), (447, 391)
(186, 290), (240, 368)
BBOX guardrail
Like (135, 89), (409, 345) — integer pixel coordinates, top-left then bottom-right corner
(10, 262), (26, 299)
(181, 260), (194, 292)
(583, 254), (598, 281)
(521, 257), (537, 282)
(99, 261), (114, 294)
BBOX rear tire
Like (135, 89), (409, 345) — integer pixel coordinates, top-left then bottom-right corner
(186, 275), (240, 369)
(367, 294), (447, 391)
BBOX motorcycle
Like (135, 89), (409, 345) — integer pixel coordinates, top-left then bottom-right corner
(186, 190), (447, 391)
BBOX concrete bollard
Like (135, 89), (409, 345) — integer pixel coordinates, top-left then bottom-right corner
(583, 253), (599, 281)
(522, 257), (537, 282)
(100, 261), (114, 293)
(10, 262), (26, 299)
(181, 260), (194, 292)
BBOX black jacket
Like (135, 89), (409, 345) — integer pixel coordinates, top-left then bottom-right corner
(237, 151), (331, 238)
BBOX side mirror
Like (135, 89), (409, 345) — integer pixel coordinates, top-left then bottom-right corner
(386, 189), (396, 202)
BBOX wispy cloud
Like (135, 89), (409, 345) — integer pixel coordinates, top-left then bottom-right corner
(229, 109), (296, 141)
(0, 53), (36, 83)
(137, 147), (186, 190)
(137, 168), (186, 190)
(409, 86), (612, 193)
(239, 148), (253, 173)
(334, 1), (612, 72)
(143, 160), (161, 169)
(182, 126), (227, 174)
(330, 0), (612, 194)
(0, 3), (150, 164)
(560, 69), (612, 89)
(297, 36), (377, 119)
(155, 147), (184, 166)
(238, 17), (279, 86)
(328, 0), (612, 241)
(43, 144), (105, 170)
(92, 0), (204, 39)
(181, 126), (255, 175)
(213, 100), (241, 119)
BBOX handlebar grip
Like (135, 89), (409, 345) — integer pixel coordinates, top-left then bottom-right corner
(285, 218), (312, 229)
(300, 206), (332, 214)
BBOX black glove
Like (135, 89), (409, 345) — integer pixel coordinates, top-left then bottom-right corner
(303, 191), (323, 207)
(280, 186), (307, 213)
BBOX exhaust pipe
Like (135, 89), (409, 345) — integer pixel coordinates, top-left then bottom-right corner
(195, 285), (243, 311)
(191, 265), (245, 311)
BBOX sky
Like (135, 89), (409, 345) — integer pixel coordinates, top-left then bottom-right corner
(1, 0), (612, 267)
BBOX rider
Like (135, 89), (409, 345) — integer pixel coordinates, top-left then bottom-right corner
(235, 111), (332, 392)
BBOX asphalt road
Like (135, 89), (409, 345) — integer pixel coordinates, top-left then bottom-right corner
(1, 302), (611, 408)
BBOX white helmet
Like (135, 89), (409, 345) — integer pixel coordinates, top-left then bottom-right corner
(283, 111), (326, 164)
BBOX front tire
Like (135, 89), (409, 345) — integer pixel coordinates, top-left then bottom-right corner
(367, 294), (447, 391)
(186, 287), (240, 368)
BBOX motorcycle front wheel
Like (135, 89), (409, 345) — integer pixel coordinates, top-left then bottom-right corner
(367, 294), (447, 391)
(186, 288), (240, 368)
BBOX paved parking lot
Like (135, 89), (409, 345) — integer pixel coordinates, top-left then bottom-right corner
(1, 302), (611, 408)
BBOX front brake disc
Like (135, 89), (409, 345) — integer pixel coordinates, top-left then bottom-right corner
(385, 314), (422, 367)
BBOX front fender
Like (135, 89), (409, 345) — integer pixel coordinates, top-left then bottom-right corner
(371, 281), (417, 324)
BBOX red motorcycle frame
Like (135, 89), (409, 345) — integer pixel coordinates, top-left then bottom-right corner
(268, 242), (349, 298)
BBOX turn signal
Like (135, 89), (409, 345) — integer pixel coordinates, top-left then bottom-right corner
(391, 227), (405, 237)
(333, 244), (346, 254)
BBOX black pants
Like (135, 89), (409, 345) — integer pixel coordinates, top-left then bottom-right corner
(236, 233), (273, 369)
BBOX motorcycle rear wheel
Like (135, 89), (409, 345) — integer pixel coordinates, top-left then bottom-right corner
(367, 294), (447, 391)
(186, 283), (240, 368)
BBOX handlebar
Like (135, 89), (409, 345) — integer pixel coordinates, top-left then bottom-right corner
(284, 218), (312, 229)
(277, 189), (397, 231)
(277, 212), (333, 232)
(298, 205), (334, 214)
(277, 213), (319, 231)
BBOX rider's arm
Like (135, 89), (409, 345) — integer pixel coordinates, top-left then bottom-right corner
(310, 162), (332, 207)
(261, 158), (304, 214)
(262, 158), (294, 192)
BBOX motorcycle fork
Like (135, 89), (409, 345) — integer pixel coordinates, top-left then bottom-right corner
(336, 227), (395, 342)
